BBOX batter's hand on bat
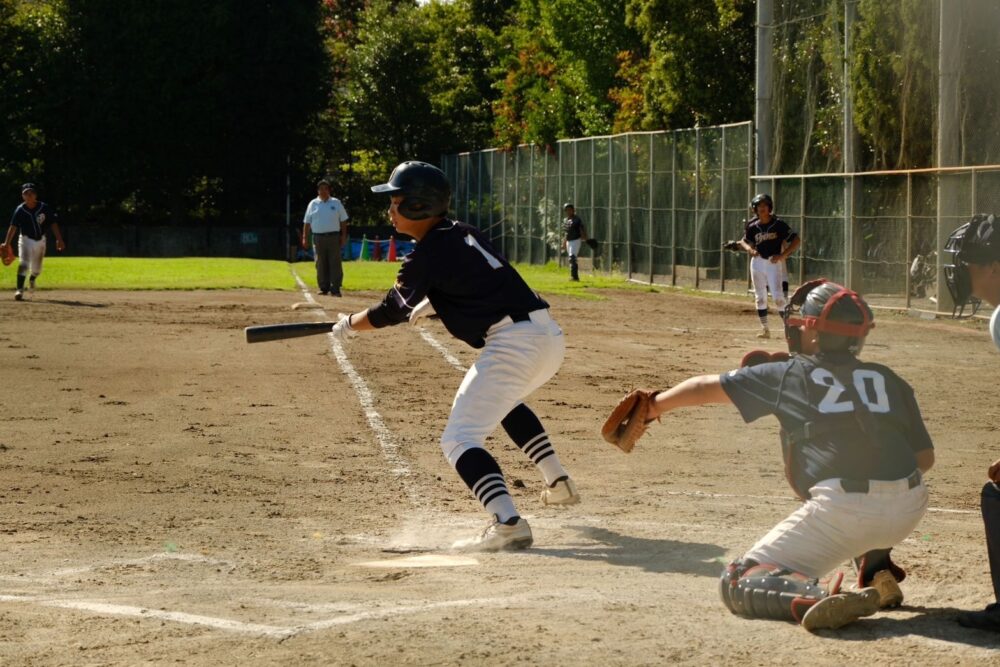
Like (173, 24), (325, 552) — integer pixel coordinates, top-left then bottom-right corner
(408, 297), (436, 327)
(330, 313), (358, 342)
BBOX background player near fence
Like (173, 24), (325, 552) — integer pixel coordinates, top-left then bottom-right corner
(329, 161), (579, 551)
(1, 183), (65, 301)
(562, 203), (588, 282)
(302, 179), (349, 296)
(620, 280), (934, 631)
(945, 214), (1000, 632)
(738, 194), (799, 338)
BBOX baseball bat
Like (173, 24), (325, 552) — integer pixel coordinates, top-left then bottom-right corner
(245, 321), (336, 343)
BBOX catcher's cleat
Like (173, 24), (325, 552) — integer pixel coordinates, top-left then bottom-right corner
(800, 588), (880, 632)
(757, 328), (770, 339)
(540, 476), (580, 506)
(453, 516), (532, 552)
(14, 289), (23, 301)
(870, 569), (904, 609)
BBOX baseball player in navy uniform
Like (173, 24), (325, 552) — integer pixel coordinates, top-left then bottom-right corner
(739, 194), (799, 338)
(946, 215), (1000, 632)
(633, 280), (934, 631)
(562, 203), (588, 282)
(329, 161), (579, 551)
(1, 183), (65, 301)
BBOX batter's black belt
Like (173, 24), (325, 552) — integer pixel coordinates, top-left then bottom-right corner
(840, 470), (922, 494)
(311, 231), (340, 236)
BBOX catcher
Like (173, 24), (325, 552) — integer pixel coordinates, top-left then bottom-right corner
(603, 280), (935, 631)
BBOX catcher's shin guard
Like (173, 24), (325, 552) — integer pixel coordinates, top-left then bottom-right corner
(719, 559), (838, 623)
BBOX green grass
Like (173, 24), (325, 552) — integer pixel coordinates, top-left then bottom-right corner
(13, 256), (654, 299)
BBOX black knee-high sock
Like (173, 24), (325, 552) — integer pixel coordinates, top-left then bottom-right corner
(16, 273), (25, 290)
(454, 447), (518, 523)
(501, 403), (568, 485)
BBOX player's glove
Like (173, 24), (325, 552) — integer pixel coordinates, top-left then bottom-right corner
(0, 243), (14, 266)
(585, 238), (599, 252)
(722, 240), (743, 252)
(330, 313), (358, 342)
(601, 389), (660, 453)
(408, 297), (436, 328)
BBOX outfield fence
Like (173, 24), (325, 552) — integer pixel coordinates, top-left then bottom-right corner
(443, 125), (1000, 315)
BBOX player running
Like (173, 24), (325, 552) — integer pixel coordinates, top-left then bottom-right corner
(1, 183), (65, 301)
(329, 161), (579, 551)
(738, 194), (799, 338)
(625, 280), (935, 631)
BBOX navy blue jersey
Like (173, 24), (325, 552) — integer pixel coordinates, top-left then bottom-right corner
(10, 202), (56, 241)
(367, 219), (548, 348)
(743, 215), (796, 259)
(720, 354), (932, 494)
(564, 215), (584, 241)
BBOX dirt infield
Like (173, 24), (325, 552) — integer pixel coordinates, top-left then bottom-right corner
(1, 280), (998, 665)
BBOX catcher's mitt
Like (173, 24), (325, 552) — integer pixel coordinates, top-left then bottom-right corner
(601, 389), (659, 453)
(585, 238), (599, 251)
(740, 349), (791, 368)
(1, 244), (14, 266)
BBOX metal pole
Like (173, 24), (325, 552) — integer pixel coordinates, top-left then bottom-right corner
(625, 134), (632, 278)
(608, 140), (613, 274)
(720, 128), (727, 292)
(695, 128), (701, 289)
(649, 133), (655, 284)
(529, 146), (535, 264)
(845, 175), (855, 289)
(905, 173), (912, 308)
(799, 176), (805, 285)
(513, 149), (519, 264)
(755, 0), (774, 175)
(501, 152), (508, 258)
(671, 131), (678, 286)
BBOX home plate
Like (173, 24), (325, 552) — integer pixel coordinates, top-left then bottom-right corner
(356, 554), (479, 568)
(292, 302), (323, 310)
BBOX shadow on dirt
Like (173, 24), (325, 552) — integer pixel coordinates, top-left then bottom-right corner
(532, 525), (727, 576)
(36, 299), (108, 308)
(814, 604), (1000, 649)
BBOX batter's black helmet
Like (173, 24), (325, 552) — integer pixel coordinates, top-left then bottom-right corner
(751, 193), (773, 212)
(784, 279), (874, 354)
(371, 161), (451, 220)
(944, 214), (1000, 309)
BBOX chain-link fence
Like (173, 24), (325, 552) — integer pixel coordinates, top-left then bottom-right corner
(442, 122), (756, 294)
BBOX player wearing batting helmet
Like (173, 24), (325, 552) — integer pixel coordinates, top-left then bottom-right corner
(738, 194), (800, 338)
(630, 280), (934, 631)
(327, 161), (580, 551)
(948, 214), (1000, 632)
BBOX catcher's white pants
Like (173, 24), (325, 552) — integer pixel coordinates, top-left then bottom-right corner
(18, 236), (45, 276)
(441, 309), (565, 467)
(750, 255), (786, 311)
(743, 476), (928, 578)
(566, 239), (582, 258)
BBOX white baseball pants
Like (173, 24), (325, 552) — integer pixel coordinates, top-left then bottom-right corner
(440, 310), (565, 467)
(744, 476), (928, 578)
(566, 239), (582, 259)
(750, 255), (786, 311)
(18, 236), (46, 276)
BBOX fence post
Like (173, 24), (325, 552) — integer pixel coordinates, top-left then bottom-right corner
(608, 139), (613, 275)
(649, 133), (655, 284)
(625, 133), (632, 278)
(720, 128), (727, 292)
(671, 132), (678, 286)
(845, 175), (855, 289)
(799, 176), (806, 285)
(513, 149), (520, 264)
(905, 173), (912, 308)
(695, 128), (701, 289)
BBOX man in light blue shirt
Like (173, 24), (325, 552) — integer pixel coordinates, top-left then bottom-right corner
(303, 179), (349, 296)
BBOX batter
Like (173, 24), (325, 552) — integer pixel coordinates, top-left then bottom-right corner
(329, 161), (579, 551)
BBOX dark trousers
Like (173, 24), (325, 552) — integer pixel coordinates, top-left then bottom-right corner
(983, 482), (1000, 603)
(313, 233), (343, 293)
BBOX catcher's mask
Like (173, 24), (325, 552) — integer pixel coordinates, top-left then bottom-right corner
(944, 214), (1000, 307)
(371, 161), (451, 221)
(751, 193), (773, 213)
(784, 279), (874, 355)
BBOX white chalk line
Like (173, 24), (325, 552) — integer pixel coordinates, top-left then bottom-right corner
(290, 267), (422, 508)
(416, 328), (465, 370)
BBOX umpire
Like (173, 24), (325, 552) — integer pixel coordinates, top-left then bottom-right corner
(946, 214), (1000, 632)
(302, 179), (349, 296)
